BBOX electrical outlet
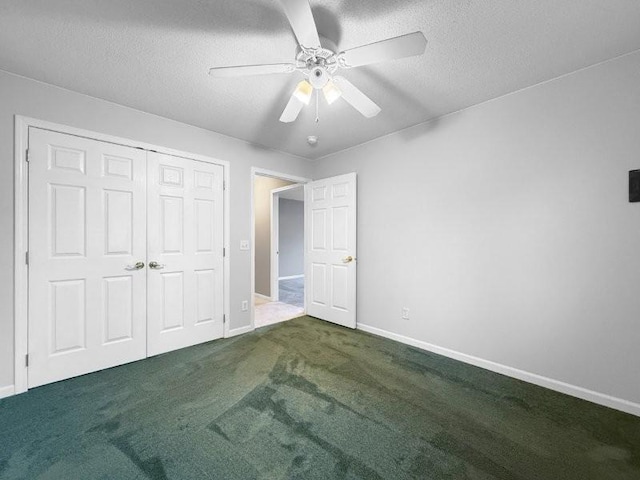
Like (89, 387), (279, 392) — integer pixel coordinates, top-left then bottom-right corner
(241, 300), (249, 312)
(401, 307), (410, 320)
(240, 240), (250, 250)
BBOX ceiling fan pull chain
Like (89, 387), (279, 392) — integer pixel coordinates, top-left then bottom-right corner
(315, 89), (320, 123)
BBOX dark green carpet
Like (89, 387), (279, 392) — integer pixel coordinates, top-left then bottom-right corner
(1, 316), (639, 479)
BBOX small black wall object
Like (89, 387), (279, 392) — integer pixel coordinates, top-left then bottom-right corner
(631, 170), (640, 203)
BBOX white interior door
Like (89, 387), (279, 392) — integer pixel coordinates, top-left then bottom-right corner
(305, 173), (357, 328)
(146, 152), (224, 356)
(28, 128), (147, 388)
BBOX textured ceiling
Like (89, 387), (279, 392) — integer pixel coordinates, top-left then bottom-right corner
(1, 0), (640, 160)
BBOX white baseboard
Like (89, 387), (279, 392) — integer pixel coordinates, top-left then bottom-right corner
(0, 384), (16, 400)
(227, 325), (255, 338)
(279, 274), (304, 281)
(356, 323), (640, 418)
(254, 293), (272, 301)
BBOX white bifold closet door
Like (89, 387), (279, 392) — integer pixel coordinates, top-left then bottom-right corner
(28, 128), (148, 388)
(28, 128), (224, 388)
(146, 152), (224, 356)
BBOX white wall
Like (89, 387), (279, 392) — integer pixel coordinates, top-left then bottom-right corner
(278, 198), (304, 278)
(0, 70), (311, 391)
(312, 51), (640, 410)
(253, 176), (293, 297)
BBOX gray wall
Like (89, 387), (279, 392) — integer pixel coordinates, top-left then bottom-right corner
(312, 51), (640, 407)
(0, 70), (312, 391)
(254, 176), (293, 297)
(278, 198), (304, 278)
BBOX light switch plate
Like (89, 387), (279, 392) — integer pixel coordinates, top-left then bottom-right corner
(630, 170), (640, 203)
(240, 240), (250, 250)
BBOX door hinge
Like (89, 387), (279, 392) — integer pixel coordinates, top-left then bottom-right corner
(223, 247), (226, 257)
(25, 149), (30, 162)
(223, 314), (226, 324)
(223, 181), (226, 191)
(25, 354), (29, 367)
(25, 251), (29, 265)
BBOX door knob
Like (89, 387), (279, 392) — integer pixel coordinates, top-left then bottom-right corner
(342, 256), (354, 263)
(125, 261), (145, 270)
(149, 261), (165, 270)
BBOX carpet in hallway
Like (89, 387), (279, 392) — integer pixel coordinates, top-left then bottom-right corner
(278, 277), (304, 308)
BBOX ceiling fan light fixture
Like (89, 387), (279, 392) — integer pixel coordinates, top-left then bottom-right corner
(293, 80), (313, 105)
(323, 80), (342, 105)
(209, 0), (428, 124)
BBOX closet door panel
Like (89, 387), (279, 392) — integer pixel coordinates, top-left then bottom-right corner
(28, 128), (147, 388)
(147, 152), (224, 355)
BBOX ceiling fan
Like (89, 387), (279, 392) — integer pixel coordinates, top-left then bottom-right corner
(208, 0), (427, 123)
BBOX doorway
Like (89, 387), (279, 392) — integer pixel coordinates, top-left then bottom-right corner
(252, 170), (308, 328)
(272, 184), (305, 307)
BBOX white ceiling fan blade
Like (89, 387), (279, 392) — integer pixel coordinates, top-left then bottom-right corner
(332, 76), (381, 118)
(279, 94), (305, 123)
(339, 32), (427, 68)
(208, 63), (295, 78)
(279, 0), (321, 50)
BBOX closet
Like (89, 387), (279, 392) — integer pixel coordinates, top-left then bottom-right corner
(27, 128), (224, 388)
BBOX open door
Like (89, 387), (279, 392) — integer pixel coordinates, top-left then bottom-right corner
(305, 173), (357, 328)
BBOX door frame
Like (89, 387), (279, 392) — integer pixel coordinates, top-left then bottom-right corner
(13, 115), (231, 395)
(250, 168), (310, 331)
(270, 184), (305, 302)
